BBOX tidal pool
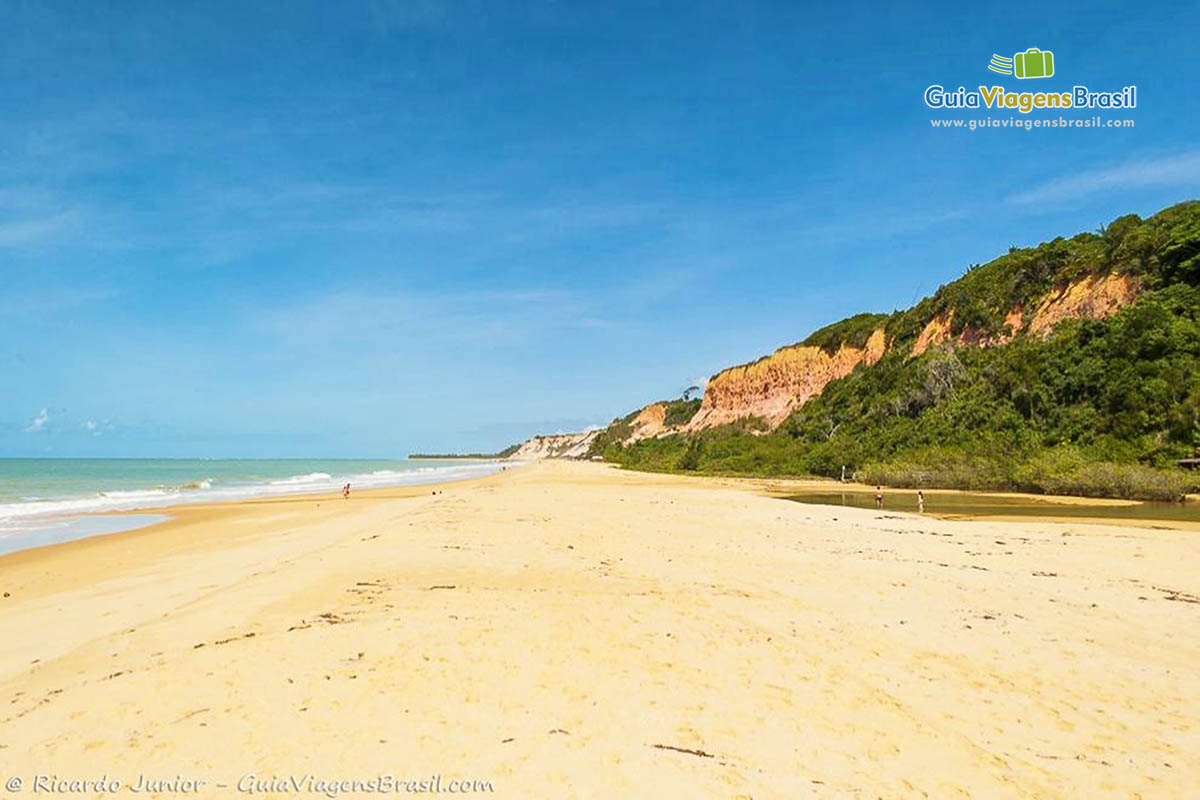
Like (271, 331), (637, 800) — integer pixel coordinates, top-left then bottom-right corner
(784, 488), (1200, 525)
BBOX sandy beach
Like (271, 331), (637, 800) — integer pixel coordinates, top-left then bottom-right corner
(1, 461), (1197, 798)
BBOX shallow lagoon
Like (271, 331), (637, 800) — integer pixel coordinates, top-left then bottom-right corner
(785, 488), (1200, 525)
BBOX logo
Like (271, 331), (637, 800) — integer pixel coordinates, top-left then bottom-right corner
(924, 47), (1136, 116)
(989, 48), (1055, 79)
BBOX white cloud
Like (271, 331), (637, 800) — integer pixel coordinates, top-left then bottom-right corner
(248, 286), (605, 355)
(81, 419), (114, 436)
(1007, 151), (1200, 205)
(0, 213), (73, 247)
(24, 408), (49, 433)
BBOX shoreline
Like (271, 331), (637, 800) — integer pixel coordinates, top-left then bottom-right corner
(0, 465), (514, 577)
(0, 460), (1196, 795)
(0, 461), (513, 560)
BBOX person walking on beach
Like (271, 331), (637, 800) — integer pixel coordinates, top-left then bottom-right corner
(917, 490), (925, 513)
(875, 486), (883, 509)
(342, 483), (350, 500)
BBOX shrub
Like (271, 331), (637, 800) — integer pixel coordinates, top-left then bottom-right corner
(663, 398), (701, 427)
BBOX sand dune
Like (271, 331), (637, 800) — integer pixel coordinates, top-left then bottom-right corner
(0, 462), (1196, 798)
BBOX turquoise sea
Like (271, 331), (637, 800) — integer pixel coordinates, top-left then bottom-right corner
(0, 458), (502, 554)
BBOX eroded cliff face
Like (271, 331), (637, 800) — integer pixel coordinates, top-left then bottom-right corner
(910, 273), (1139, 357)
(508, 430), (600, 460)
(910, 313), (954, 356)
(626, 402), (668, 442)
(910, 307), (1025, 356)
(1028, 273), (1138, 337)
(682, 273), (1140, 435)
(684, 328), (886, 432)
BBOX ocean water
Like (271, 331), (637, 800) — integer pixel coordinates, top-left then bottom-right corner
(0, 458), (503, 554)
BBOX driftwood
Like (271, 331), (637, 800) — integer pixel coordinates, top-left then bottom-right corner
(652, 743), (714, 758)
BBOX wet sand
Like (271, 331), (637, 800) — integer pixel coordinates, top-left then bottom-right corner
(0, 461), (1196, 798)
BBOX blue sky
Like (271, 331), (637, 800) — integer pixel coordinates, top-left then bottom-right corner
(3, 0), (1198, 457)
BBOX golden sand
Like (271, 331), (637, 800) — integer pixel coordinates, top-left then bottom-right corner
(0, 461), (1196, 798)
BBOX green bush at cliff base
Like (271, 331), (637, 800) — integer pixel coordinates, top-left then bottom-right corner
(1013, 448), (1193, 500)
(859, 446), (1193, 501)
(600, 426), (810, 477)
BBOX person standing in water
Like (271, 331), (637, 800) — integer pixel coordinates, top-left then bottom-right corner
(874, 486), (883, 509)
(917, 490), (925, 513)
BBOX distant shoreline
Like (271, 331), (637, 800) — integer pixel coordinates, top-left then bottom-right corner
(409, 449), (518, 460)
(408, 454), (509, 461)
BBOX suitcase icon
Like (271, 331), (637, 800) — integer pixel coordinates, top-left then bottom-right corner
(1013, 48), (1054, 79)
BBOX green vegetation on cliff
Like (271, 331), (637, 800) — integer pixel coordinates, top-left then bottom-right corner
(593, 202), (1200, 500)
(662, 397), (702, 426)
(803, 313), (889, 353)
